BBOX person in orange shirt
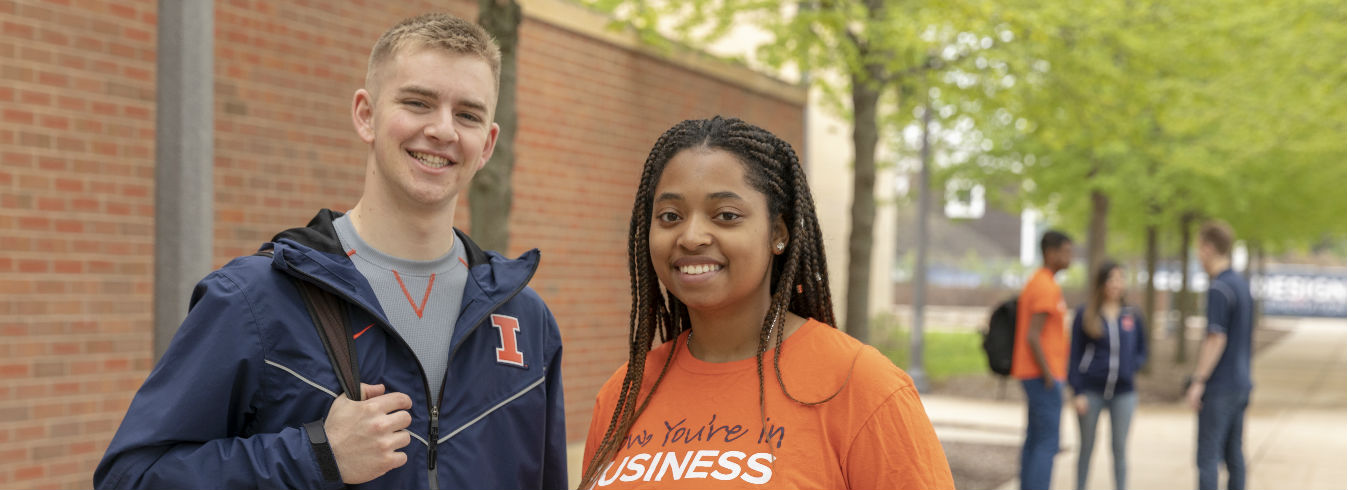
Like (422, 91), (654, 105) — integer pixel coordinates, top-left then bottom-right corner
(579, 116), (954, 490)
(1014, 230), (1074, 490)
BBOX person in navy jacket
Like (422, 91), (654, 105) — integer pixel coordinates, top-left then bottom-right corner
(1068, 260), (1147, 490)
(1187, 220), (1255, 490)
(94, 13), (566, 490)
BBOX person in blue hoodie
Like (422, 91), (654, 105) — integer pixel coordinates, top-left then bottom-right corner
(94, 12), (566, 490)
(1068, 260), (1147, 490)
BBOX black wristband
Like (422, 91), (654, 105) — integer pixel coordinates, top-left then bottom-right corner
(304, 419), (343, 482)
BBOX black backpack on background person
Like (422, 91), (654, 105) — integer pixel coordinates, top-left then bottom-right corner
(982, 295), (1019, 377)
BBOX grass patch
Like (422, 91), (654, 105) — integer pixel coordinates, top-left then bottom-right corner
(875, 314), (990, 381)
(883, 330), (989, 381)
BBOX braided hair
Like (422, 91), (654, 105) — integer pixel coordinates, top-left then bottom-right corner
(580, 116), (838, 488)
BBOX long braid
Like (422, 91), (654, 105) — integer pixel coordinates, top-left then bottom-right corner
(768, 135), (853, 405)
(723, 124), (794, 437)
(791, 151), (834, 326)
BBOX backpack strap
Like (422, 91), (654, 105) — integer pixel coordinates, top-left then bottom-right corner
(255, 250), (363, 401)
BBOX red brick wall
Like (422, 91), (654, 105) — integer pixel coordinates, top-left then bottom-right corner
(1, 0), (159, 487)
(0, 0), (804, 487)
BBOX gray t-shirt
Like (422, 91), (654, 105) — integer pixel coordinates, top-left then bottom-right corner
(333, 214), (468, 404)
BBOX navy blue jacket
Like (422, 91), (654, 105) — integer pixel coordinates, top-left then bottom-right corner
(1068, 305), (1148, 399)
(95, 210), (567, 489)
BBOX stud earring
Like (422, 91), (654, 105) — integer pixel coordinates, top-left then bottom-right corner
(776, 242), (785, 251)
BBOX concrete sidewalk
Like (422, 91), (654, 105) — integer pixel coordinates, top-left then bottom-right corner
(927, 317), (1347, 490)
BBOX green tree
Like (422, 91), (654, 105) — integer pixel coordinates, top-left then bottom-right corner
(583, 0), (1002, 344)
(946, 0), (1345, 363)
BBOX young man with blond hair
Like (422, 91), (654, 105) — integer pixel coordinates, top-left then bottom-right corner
(96, 13), (566, 489)
(1187, 220), (1254, 490)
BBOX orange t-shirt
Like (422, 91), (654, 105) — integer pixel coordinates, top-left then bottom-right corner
(1012, 267), (1069, 380)
(582, 319), (954, 490)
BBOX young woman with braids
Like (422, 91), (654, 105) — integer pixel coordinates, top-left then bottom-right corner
(1068, 260), (1148, 490)
(579, 116), (953, 489)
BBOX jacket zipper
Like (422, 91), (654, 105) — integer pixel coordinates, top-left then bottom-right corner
(429, 406), (439, 490)
(426, 259), (539, 487)
(286, 252), (541, 489)
(1105, 315), (1120, 399)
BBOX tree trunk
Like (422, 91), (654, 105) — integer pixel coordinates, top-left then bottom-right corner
(1175, 214), (1194, 364)
(843, 0), (890, 344)
(471, 0), (521, 253)
(845, 68), (880, 344)
(1141, 223), (1158, 373)
(1086, 189), (1110, 296)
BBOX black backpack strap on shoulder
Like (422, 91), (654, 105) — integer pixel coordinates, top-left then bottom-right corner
(294, 280), (363, 401)
(254, 250), (363, 401)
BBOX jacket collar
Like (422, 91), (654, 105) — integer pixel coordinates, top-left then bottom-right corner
(261, 209), (540, 317)
(270, 208), (345, 255)
(269, 208), (498, 267)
